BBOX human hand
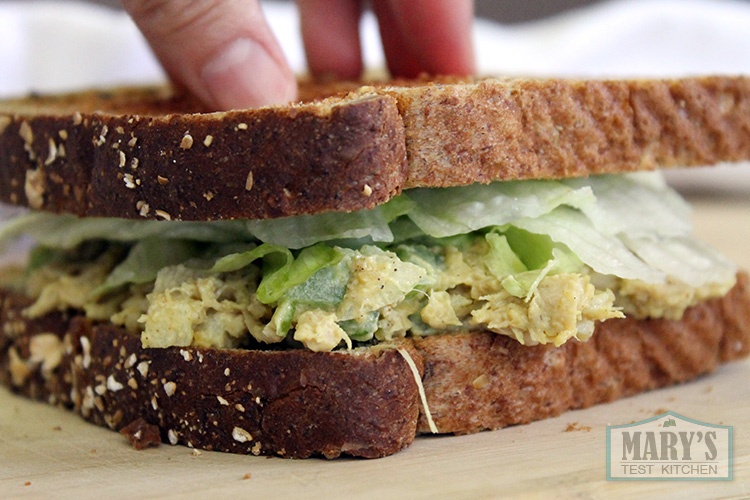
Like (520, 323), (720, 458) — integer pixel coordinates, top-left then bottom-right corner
(121, 0), (475, 111)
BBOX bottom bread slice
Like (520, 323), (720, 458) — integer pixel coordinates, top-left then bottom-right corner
(1, 273), (749, 459)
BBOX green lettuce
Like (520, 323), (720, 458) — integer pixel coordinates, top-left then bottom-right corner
(0, 172), (736, 289)
(93, 239), (203, 298)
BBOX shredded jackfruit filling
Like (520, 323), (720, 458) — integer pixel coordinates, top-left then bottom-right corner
(17, 234), (733, 352)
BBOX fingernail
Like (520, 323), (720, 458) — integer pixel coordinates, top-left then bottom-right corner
(201, 38), (296, 110)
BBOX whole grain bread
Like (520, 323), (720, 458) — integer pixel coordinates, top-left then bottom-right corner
(2, 76), (750, 220)
(2, 272), (748, 458)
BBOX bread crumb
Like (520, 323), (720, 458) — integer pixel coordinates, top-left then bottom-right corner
(24, 482), (31, 486)
(235, 403), (245, 412)
(242, 473), (252, 480)
(203, 134), (213, 147)
(564, 422), (591, 432)
(180, 134), (194, 149)
(131, 157), (139, 169)
(179, 349), (193, 362)
(362, 184), (373, 196)
(237, 123), (248, 130)
(245, 171), (253, 191)
(72, 112), (83, 125)
(224, 368), (230, 376)
(157, 175), (169, 185)
(251, 442), (262, 455)
(168, 429), (178, 445)
(192, 449), (203, 456)
(203, 191), (214, 201)
(121, 418), (161, 450)
(128, 136), (137, 147)
(136, 360), (149, 377)
(127, 378), (138, 390)
(217, 396), (229, 406)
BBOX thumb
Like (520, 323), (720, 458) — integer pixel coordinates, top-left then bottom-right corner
(122, 0), (297, 110)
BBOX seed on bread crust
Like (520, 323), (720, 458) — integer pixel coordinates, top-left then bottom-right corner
(24, 169), (45, 209)
(136, 201), (150, 217)
(123, 173), (136, 189)
(232, 427), (252, 443)
(44, 138), (58, 166)
(180, 134), (193, 149)
(163, 381), (176, 397)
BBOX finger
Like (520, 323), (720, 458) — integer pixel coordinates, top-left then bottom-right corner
(122, 0), (297, 110)
(373, 0), (475, 78)
(297, 0), (363, 80)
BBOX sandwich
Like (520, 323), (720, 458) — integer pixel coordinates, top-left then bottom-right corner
(0, 76), (749, 458)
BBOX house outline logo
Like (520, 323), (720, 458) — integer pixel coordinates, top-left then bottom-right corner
(607, 411), (732, 481)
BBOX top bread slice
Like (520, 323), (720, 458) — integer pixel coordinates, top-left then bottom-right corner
(1, 76), (750, 221)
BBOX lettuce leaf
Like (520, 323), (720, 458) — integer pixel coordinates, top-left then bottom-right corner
(0, 172), (736, 289)
(564, 173), (692, 238)
(512, 206), (665, 282)
(93, 239), (203, 298)
(0, 213), (250, 250)
(405, 179), (596, 238)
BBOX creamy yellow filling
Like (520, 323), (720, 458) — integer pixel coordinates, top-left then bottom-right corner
(18, 241), (734, 352)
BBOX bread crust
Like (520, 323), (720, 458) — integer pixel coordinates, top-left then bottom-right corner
(0, 92), (406, 220)
(383, 77), (750, 187)
(2, 273), (748, 458)
(2, 76), (750, 219)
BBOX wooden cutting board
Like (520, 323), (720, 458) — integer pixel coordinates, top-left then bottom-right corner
(2, 197), (749, 500)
